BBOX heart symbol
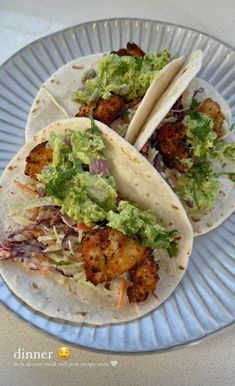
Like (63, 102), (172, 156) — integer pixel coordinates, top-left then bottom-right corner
(110, 360), (118, 367)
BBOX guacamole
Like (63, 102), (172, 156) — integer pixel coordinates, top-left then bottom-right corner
(73, 50), (170, 104)
(174, 111), (235, 211)
(107, 201), (177, 251)
(175, 161), (220, 211)
(39, 123), (117, 226)
(184, 112), (217, 158)
(39, 121), (177, 254)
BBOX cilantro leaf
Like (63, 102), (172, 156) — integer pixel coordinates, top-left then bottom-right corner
(175, 161), (220, 211)
(191, 98), (201, 108)
(168, 241), (178, 258)
(188, 111), (213, 140)
(107, 201), (178, 253)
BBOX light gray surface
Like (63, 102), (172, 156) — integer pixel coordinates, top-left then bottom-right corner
(0, 1), (235, 385)
(1, 0), (235, 64)
(0, 304), (235, 386)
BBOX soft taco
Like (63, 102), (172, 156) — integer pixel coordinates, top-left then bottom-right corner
(26, 42), (185, 141)
(134, 77), (235, 235)
(0, 118), (193, 325)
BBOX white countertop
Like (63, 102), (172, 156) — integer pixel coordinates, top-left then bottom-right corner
(0, 1), (235, 385)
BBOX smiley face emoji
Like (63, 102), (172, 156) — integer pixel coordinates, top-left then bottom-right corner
(57, 346), (71, 360)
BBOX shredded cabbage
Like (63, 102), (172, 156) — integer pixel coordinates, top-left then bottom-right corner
(13, 216), (33, 226)
(8, 196), (55, 215)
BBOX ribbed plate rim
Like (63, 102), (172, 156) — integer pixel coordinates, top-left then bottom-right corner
(1, 17), (235, 69)
(0, 17), (234, 353)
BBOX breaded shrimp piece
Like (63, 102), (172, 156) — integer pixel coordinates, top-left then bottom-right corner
(156, 121), (192, 173)
(198, 98), (224, 137)
(81, 227), (151, 285)
(112, 42), (145, 58)
(93, 95), (124, 125)
(127, 255), (159, 302)
(76, 95), (124, 126)
(125, 42), (145, 58)
(25, 142), (53, 180)
(76, 103), (96, 119)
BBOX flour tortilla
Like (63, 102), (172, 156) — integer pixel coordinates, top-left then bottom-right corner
(135, 76), (235, 236)
(0, 118), (193, 325)
(134, 50), (203, 150)
(124, 57), (184, 144)
(25, 53), (184, 143)
(180, 78), (235, 235)
(26, 54), (103, 141)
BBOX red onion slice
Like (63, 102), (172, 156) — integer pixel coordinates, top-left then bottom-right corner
(141, 138), (151, 155)
(153, 153), (163, 172)
(186, 200), (194, 208)
(89, 159), (109, 176)
(64, 136), (72, 147)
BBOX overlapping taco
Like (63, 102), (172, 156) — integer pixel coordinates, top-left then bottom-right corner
(26, 43), (185, 141)
(133, 77), (235, 235)
(0, 118), (193, 325)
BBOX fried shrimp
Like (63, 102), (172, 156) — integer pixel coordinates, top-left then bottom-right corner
(76, 95), (124, 126)
(112, 42), (145, 58)
(76, 104), (96, 119)
(81, 227), (151, 285)
(127, 255), (159, 303)
(156, 121), (192, 173)
(25, 142), (53, 180)
(75, 43), (145, 125)
(93, 95), (124, 125)
(198, 98), (224, 137)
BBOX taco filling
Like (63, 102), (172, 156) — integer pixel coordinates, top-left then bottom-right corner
(142, 89), (235, 213)
(73, 43), (170, 136)
(1, 120), (179, 305)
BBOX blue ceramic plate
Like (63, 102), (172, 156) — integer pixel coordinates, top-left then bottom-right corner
(0, 18), (234, 352)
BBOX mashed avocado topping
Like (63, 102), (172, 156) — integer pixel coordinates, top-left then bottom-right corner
(184, 112), (235, 161)
(211, 141), (235, 161)
(39, 121), (177, 254)
(184, 112), (217, 158)
(175, 161), (220, 211)
(107, 201), (178, 254)
(39, 122), (117, 226)
(73, 50), (170, 104)
(174, 110), (235, 211)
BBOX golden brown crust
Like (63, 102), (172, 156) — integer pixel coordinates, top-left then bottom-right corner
(198, 98), (224, 137)
(127, 255), (159, 303)
(75, 43), (145, 125)
(76, 103), (96, 118)
(76, 95), (124, 126)
(112, 42), (145, 58)
(156, 122), (192, 173)
(111, 48), (129, 57)
(25, 142), (53, 180)
(93, 96), (124, 125)
(81, 227), (151, 285)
